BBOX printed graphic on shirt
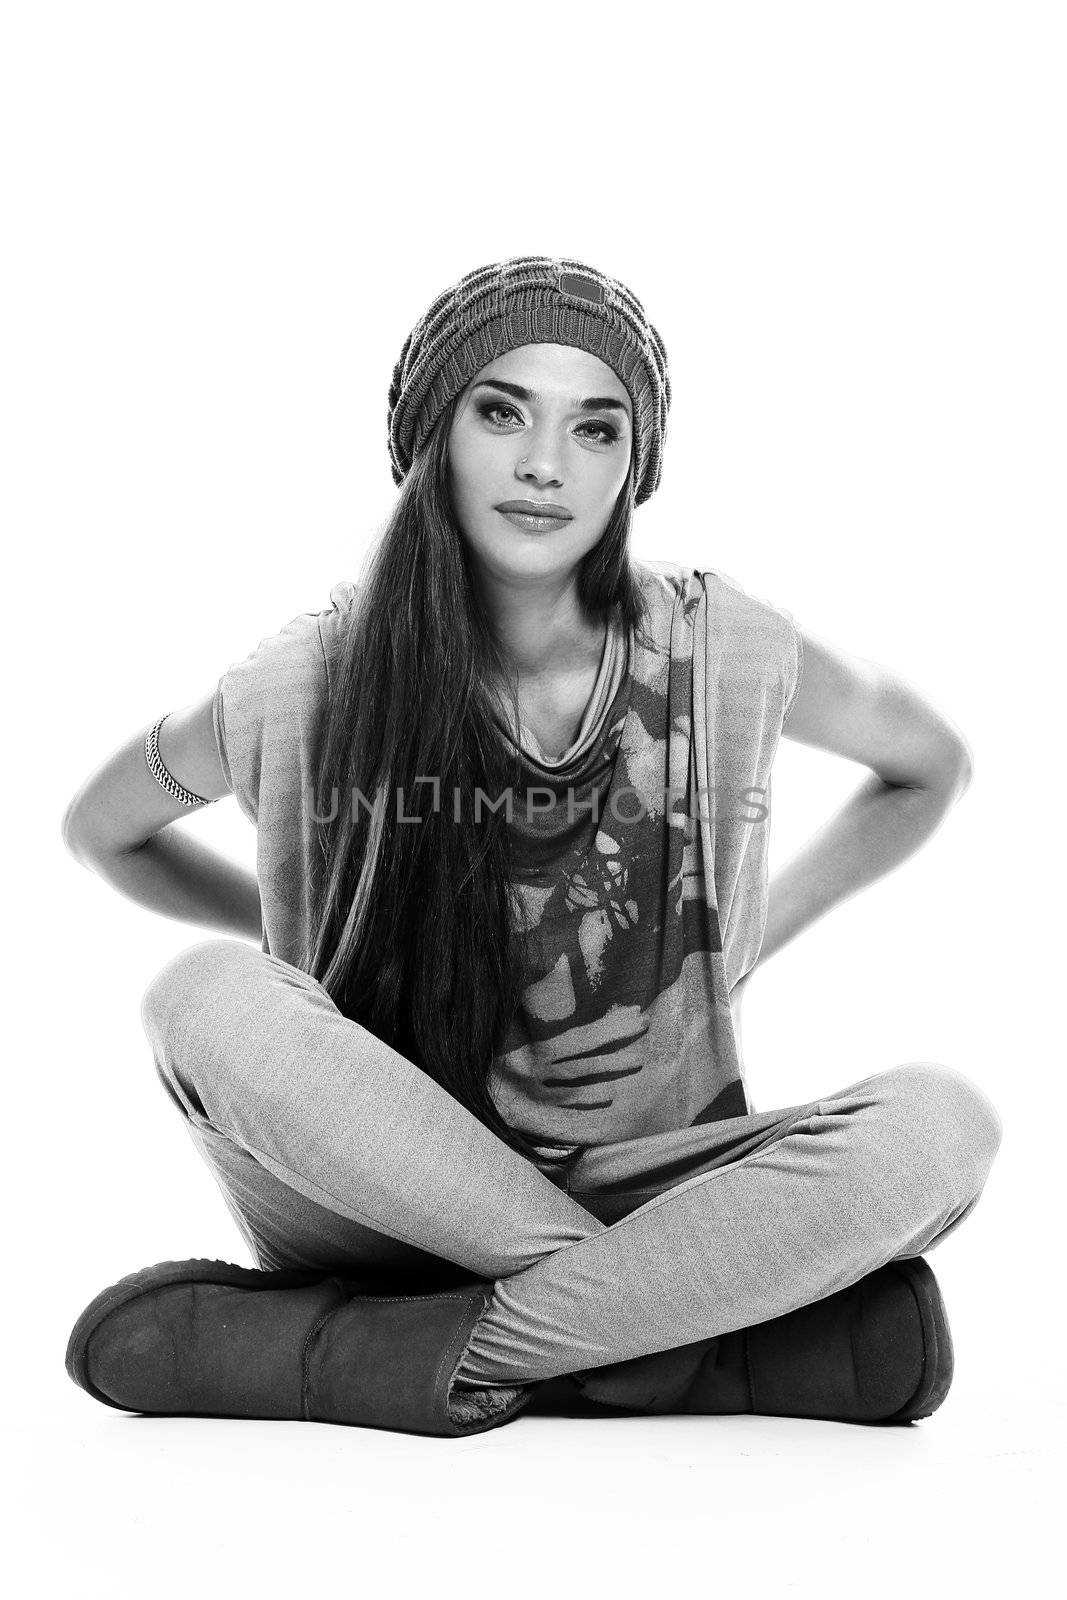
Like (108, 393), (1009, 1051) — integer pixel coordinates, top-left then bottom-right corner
(490, 566), (752, 1149)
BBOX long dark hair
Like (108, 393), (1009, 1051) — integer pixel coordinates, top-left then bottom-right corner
(306, 392), (651, 1167)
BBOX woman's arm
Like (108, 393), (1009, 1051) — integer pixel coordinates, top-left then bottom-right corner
(61, 693), (263, 942)
(752, 625), (972, 974)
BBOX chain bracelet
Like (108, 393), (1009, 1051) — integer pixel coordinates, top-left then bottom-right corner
(145, 714), (213, 808)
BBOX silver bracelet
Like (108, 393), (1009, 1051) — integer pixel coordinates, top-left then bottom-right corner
(145, 714), (213, 808)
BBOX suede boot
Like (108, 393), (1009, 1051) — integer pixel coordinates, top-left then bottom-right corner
(526, 1257), (954, 1425)
(65, 1259), (534, 1437)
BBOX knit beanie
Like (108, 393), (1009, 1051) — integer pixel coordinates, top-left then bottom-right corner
(387, 255), (671, 506)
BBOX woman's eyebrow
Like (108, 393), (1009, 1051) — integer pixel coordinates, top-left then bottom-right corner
(471, 378), (629, 415)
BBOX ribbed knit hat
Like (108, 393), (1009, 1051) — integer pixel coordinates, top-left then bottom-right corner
(387, 255), (671, 506)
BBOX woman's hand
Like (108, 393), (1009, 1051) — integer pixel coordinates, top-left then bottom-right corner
(730, 970), (754, 1006)
(729, 970), (753, 1053)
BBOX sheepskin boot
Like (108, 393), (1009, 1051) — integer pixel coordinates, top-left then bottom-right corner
(65, 1258), (534, 1437)
(526, 1257), (954, 1425)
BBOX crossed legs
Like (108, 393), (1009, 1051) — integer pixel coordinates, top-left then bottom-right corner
(141, 939), (1003, 1392)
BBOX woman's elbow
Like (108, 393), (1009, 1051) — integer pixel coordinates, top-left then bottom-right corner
(955, 739), (975, 792)
(938, 731), (974, 795)
(61, 794), (98, 864)
(914, 735), (973, 801)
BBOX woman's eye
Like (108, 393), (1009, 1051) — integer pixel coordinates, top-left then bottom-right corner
(577, 420), (619, 444)
(478, 402), (522, 427)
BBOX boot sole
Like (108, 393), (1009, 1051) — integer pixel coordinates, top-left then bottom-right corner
(876, 1257), (955, 1423)
(65, 1258), (332, 1413)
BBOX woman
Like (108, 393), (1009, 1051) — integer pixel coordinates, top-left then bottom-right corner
(61, 256), (1002, 1438)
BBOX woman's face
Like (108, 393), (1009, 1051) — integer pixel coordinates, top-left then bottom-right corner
(446, 342), (633, 588)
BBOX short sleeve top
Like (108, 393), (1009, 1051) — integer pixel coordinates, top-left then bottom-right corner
(213, 560), (803, 1149)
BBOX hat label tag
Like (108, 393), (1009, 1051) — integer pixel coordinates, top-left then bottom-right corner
(557, 271), (605, 305)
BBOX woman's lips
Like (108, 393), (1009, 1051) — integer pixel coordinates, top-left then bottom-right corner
(496, 508), (572, 533)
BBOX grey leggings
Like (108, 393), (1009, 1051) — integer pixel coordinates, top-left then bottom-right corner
(141, 939), (1003, 1392)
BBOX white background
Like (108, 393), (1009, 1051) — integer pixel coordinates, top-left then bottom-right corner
(4, 2), (1063, 1594)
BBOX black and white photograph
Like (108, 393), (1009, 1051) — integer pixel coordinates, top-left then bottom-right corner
(5, 2), (1062, 1593)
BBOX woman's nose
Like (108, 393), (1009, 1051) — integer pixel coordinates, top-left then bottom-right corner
(516, 444), (563, 486)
